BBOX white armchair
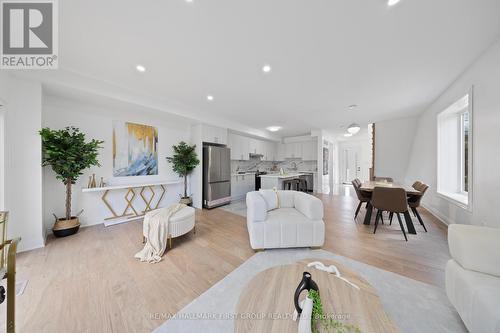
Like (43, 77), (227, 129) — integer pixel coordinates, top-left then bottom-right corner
(445, 224), (500, 333)
(246, 190), (325, 250)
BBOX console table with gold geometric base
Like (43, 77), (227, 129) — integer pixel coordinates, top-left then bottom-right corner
(81, 180), (183, 226)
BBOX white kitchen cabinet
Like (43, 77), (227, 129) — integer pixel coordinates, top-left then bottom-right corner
(248, 138), (257, 154)
(277, 143), (286, 161)
(228, 133), (250, 160)
(240, 136), (250, 159)
(260, 141), (271, 161)
(248, 138), (264, 155)
(285, 142), (302, 159)
(202, 125), (227, 145)
(228, 133), (280, 161)
(265, 142), (277, 161)
(228, 133), (238, 160)
(301, 140), (317, 161)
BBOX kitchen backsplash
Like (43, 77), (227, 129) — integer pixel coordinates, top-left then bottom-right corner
(231, 158), (317, 173)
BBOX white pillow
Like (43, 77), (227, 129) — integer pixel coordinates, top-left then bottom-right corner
(259, 189), (279, 211)
(277, 190), (295, 208)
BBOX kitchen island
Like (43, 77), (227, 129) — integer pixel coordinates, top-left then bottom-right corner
(259, 173), (312, 190)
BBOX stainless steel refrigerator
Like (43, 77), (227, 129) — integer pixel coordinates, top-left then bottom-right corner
(203, 145), (231, 208)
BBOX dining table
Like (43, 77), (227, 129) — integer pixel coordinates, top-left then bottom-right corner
(359, 181), (420, 234)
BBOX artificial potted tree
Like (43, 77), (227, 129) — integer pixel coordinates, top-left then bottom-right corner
(40, 126), (104, 237)
(166, 141), (200, 206)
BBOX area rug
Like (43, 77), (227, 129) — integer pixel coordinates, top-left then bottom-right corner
(218, 200), (247, 217)
(154, 249), (466, 333)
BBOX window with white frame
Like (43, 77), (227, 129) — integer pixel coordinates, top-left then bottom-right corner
(437, 92), (472, 209)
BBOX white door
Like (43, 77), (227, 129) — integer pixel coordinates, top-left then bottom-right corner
(341, 147), (361, 184)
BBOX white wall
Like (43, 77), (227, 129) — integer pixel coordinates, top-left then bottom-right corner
(0, 73), (45, 252)
(375, 116), (418, 183)
(406, 38), (500, 228)
(0, 108), (5, 211)
(190, 124), (203, 208)
(42, 95), (191, 231)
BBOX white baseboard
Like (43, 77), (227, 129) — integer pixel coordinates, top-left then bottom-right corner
(421, 203), (450, 226)
(17, 237), (45, 253)
(103, 215), (143, 227)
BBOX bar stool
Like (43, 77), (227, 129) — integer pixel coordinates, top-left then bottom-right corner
(283, 179), (294, 190)
(299, 178), (308, 192)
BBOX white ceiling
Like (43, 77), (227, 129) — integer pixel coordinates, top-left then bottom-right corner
(31, 0), (500, 137)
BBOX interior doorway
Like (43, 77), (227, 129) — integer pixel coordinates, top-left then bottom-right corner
(341, 147), (361, 184)
(338, 126), (371, 185)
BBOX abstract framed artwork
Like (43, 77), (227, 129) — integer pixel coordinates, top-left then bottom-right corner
(113, 121), (158, 176)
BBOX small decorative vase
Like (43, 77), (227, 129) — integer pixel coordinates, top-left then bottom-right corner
(91, 174), (97, 188)
(298, 296), (313, 333)
(87, 176), (92, 188)
(99, 177), (104, 187)
(294, 272), (319, 314)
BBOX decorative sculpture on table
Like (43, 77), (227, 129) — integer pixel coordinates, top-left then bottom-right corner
(294, 271), (319, 315)
(293, 272), (318, 333)
(40, 126), (104, 237)
(113, 121), (158, 177)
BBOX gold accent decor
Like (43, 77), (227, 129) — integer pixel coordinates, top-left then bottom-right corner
(123, 188), (139, 217)
(102, 190), (120, 219)
(4, 237), (20, 333)
(101, 184), (168, 222)
(140, 186), (155, 212)
(0, 212), (8, 268)
(0, 212), (20, 333)
(154, 185), (166, 209)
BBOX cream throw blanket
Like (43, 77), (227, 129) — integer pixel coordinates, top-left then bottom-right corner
(134, 203), (186, 263)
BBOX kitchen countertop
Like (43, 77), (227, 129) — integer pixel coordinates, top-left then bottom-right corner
(231, 172), (256, 177)
(258, 172), (313, 179)
(232, 171), (316, 178)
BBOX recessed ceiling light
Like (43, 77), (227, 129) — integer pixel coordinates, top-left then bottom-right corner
(388, 0), (401, 6)
(262, 64), (272, 73)
(266, 126), (282, 132)
(347, 123), (361, 134)
(344, 133), (353, 137)
(348, 104), (358, 110)
(136, 65), (146, 72)
(185, 0), (193, 2)
(207, 95), (214, 101)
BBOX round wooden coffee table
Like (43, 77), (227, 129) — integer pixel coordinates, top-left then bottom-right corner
(235, 259), (399, 333)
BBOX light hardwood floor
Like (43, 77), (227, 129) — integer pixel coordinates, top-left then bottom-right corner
(1, 187), (449, 332)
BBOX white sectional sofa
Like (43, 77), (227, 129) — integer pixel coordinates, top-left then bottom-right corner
(445, 224), (500, 333)
(246, 190), (325, 250)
